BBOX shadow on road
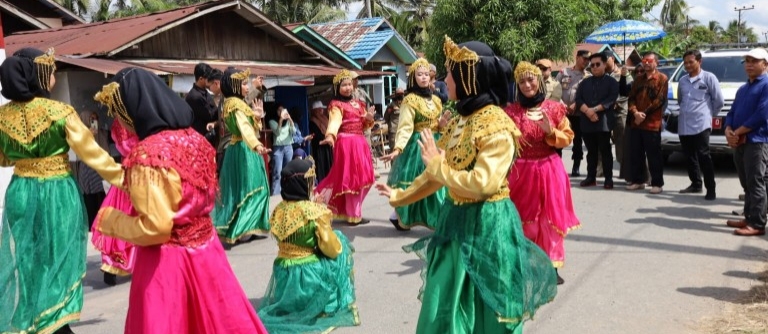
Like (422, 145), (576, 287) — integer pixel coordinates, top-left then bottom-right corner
(331, 220), (432, 243)
(249, 297), (263, 309)
(570, 234), (767, 261)
(70, 317), (107, 328)
(386, 259), (422, 277)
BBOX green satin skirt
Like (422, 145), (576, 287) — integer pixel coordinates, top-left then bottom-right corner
(213, 141), (270, 244)
(0, 174), (86, 333)
(404, 197), (557, 333)
(258, 231), (359, 333)
(387, 132), (445, 229)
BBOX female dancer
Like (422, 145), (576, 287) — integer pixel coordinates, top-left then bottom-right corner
(213, 67), (271, 245)
(315, 69), (375, 225)
(0, 48), (123, 334)
(380, 58), (446, 231)
(258, 159), (359, 333)
(504, 61), (580, 285)
(308, 101), (333, 182)
(90, 119), (139, 286)
(94, 67), (267, 333)
(376, 37), (556, 333)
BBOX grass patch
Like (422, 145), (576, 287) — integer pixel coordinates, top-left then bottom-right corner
(698, 270), (768, 334)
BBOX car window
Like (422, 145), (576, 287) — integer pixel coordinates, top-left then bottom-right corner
(658, 67), (676, 79)
(672, 56), (747, 82)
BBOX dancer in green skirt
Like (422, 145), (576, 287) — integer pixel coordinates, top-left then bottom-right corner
(258, 159), (359, 333)
(376, 36), (557, 333)
(380, 58), (446, 231)
(0, 48), (123, 334)
(213, 67), (271, 246)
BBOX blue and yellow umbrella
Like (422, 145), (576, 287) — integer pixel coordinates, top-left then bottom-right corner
(585, 19), (666, 61)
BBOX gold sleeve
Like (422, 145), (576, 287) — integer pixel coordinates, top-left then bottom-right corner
(393, 103), (415, 152)
(425, 132), (513, 200)
(326, 106), (343, 138)
(545, 116), (574, 149)
(234, 109), (262, 151)
(389, 171), (444, 207)
(64, 113), (123, 187)
(315, 211), (342, 259)
(97, 165), (182, 246)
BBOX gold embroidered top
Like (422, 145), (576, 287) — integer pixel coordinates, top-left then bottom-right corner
(222, 97), (263, 151)
(0, 98), (122, 183)
(390, 105), (521, 206)
(270, 200), (342, 260)
(393, 94), (443, 152)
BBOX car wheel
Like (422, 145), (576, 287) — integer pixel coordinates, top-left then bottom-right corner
(662, 151), (672, 163)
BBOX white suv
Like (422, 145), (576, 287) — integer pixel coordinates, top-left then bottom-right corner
(661, 49), (749, 159)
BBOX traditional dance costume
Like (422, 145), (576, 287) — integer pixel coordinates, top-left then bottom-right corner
(258, 159), (359, 333)
(91, 120), (139, 279)
(213, 68), (270, 243)
(314, 70), (375, 224)
(387, 58), (446, 230)
(391, 37), (557, 334)
(95, 67), (267, 334)
(0, 48), (123, 334)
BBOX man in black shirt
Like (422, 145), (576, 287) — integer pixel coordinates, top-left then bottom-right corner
(574, 52), (619, 189)
(186, 62), (217, 146)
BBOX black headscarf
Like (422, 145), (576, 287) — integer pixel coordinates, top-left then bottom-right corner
(111, 67), (194, 140)
(448, 41), (513, 116)
(280, 159), (315, 201)
(221, 67), (248, 99)
(0, 48), (53, 101)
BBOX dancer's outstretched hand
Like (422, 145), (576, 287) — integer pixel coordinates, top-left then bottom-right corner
(417, 128), (442, 166)
(375, 183), (392, 198)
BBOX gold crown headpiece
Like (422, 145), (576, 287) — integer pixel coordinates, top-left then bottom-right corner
(513, 61), (542, 83)
(227, 68), (250, 97)
(333, 69), (353, 86)
(443, 36), (480, 95)
(33, 48), (56, 91)
(94, 82), (133, 128)
(408, 58), (431, 75)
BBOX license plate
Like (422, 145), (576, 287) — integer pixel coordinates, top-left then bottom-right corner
(712, 117), (722, 130)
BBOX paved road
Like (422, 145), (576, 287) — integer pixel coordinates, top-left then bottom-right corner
(72, 150), (767, 334)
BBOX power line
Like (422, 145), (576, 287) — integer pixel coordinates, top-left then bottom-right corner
(734, 5), (755, 46)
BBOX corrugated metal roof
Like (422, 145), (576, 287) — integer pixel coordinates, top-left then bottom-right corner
(56, 56), (169, 75)
(5, 4), (206, 56)
(346, 30), (392, 60)
(124, 59), (385, 77)
(310, 17), (417, 63)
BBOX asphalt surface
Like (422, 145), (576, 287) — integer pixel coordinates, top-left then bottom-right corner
(69, 149), (767, 334)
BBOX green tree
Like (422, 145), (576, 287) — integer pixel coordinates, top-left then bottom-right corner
(249, 0), (354, 23)
(722, 19), (758, 43)
(53, 0), (90, 16)
(687, 25), (716, 47)
(357, 0), (436, 51)
(659, 0), (688, 30)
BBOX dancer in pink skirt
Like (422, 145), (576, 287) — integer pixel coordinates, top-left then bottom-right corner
(91, 120), (139, 286)
(315, 69), (376, 224)
(94, 67), (267, 334)
(505, 61), (581, 285)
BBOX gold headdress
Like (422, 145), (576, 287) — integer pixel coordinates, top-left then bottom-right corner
(513, 61), (546, 101)
(407, 58), (431, 89)
(33, 48), (56, 91)
(443, 35), (480, 95)
(513, 61), (541, 83)
(333, 69), (353, 86)
(229, 68), (250, 97)
(94, 82), (133, 128)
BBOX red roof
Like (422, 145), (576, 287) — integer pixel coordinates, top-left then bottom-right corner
(56, 56), (169, 75)
(5, 3), (210, 56)
(311, 19), (373, 52)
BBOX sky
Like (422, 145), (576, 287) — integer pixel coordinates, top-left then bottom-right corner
(650, 0), (768, 42)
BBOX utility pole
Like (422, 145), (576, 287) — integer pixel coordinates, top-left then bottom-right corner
(763, 31), (768, 43)
(734, 5), (755, 46)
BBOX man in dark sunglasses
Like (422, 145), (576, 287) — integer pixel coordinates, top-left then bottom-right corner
(574, 52), (619, 189)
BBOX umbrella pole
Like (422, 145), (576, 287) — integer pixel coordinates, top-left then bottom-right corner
(623, 32), (626, 64)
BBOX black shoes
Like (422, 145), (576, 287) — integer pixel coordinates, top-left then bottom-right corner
(679, 185), (703, 194)
(579, 178), (596, 187)
(390, 219), (409, 231)
(54, 324), (74, 334)
(571, 160), (581, 177)
(603, 180), (614, 189)
(103, 272), (117, 286)
(704, 191), (716, 201)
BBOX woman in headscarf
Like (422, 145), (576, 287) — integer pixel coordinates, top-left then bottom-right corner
(90, 119), (139, 286)
(504, 61), (580, 285)
(375, 37), (557, 333)
(213, 67), (271, 246)
(0, 48), (123, 334)
(314, 69), (376, 225)
(93, 67), (267, 334)
(258, 158), (359, 333)
(380, 58), (446, 231)
(308, 100), (333, 181)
